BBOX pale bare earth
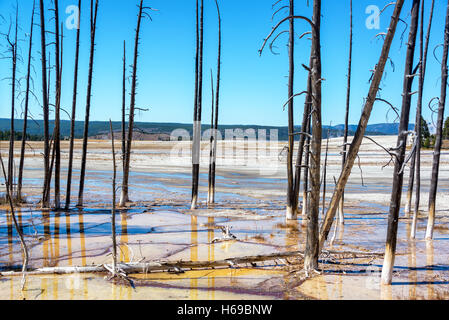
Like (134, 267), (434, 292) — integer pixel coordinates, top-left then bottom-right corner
(0, 136), (448, 300)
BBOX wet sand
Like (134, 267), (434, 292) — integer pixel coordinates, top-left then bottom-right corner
(0, 136), (448, 300)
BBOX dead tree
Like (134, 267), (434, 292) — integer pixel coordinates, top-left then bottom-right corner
(39, 0), (49, 208)
(191, 0), (204, 210)
(5, 6), (19, 197)
(109, 120), (118, 275)
(426, 0), (449, 240)
(17, 2), (35, 203)
(207, 0), (221, 205)
(381, 0), (420, 285)
(208, 71), (215, 205)
(338, 0), (353, 225)
(65, 0), (82, 210)
(292, 61), (311, 217)
(77, 0), (99, 207)
(319, 0), (405, 251)
(120, 0), (152, 207)
(286, 0), (296, 220)
(304, 0), (322, 273)
(410, 0), (435, 238)
(121, 40), (126, 171)
(53, 0), (62, 209)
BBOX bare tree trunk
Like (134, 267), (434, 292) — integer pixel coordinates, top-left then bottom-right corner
(65, 0), (82, 210)
(109, 120), (118, 275)
(121, 40), (126, 171)
(39, 0), (50, 209)
(293, 63), (311, 217)
(338, 0), (353, 225)
(191, 0), (204, 210)
(426, 0), (449, 240)
(77, 0), (99, 207)
(304, 0), (322, 272)
(319, 0), (405, 250)
(120, 0), (145, 207)
(53, 0), (62, 210)
(7, 6), (18, 198)
(302, 110), (311, 219)
(208, 71), (215, 205)
(411, 0), (435, 238)
(381, 0), (420, 285)
(18, 2), (35, 202)
(208, 0), (221, 205)
(322, 128), (330, 218)
(286, 0), (296, 221)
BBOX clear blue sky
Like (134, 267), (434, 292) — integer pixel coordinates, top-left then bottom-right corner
(0, 0), (448, 127)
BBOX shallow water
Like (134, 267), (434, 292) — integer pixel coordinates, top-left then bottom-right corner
(1, 146), (449, 300)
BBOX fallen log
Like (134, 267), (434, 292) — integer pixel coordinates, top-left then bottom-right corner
(0, 250), (384, 277)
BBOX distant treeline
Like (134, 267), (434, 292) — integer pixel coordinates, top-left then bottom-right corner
(0, 130), (43, 141)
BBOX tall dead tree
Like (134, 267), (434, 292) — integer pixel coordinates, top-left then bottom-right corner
(77, 0), (99, 207)
(5, 6), (19, 197)
(208, 0), (221, 205)
(191, 0), (204, 210)
(121, 40), (126, 170)
(109, 120), (118, 275)
(17, 2), (35, 202)
(381, 0), (420, 285)
(65, 0), (82, 210)
(319, 0), (405, 251)
(208, 71), (215, 205)
(410, 0), (435, 238)
(426, 0), (449, 240)
(39, 0), (49, 208)
(286, 0), (296, 220)
(338, 0), (353, 225)
(53, 0), (62, 209)
(304, 0), (322, 272)
(120, 0), (150, 207)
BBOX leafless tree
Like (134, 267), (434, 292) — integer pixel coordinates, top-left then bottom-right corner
(17, 1), (36, 203)
(77, 0), (99, 207)
(319, 0), (405, 253)
(53, 0), (62, 209)
(381, 0), (420, 285)
(65, 0), (82, 210)
(121, 40), (126, 171)
(426, 0), (449, 240)
(208, 0), (221, 205)
(120, 0), (154, 206)
(109, 120), (118, 275)
(338, 0), (353, 225)
(410, 0), (435, 238)
(191, 0), (204, 210)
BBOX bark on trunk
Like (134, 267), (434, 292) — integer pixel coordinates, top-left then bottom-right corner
(121, 41), (127, 171)
(65, 0), (82, 210)
(411, 0), (435, 238)
(7, 7), (18, 197)
(381, 0), (420, 285)
(109, 120), (118, 274)
(53, 0), (62, 210)
(120, 0), (145, 207)
(426, 0), (449, 240)
(319, 0), (405, 251)
(77, 0), (99, 207)
(18, 3), (35, 202)
(208, 0), (221, 205)
(338, 0), (353, 225)
(304, 0), (322, 272)
(286, 0), (296, 220)
(191, 0), (204, 210)
(39, 0), (50, 209)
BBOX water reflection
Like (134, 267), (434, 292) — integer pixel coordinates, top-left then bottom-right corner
(190, 216), (198, 300)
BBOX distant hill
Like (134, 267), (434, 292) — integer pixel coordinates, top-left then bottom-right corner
(0, 118), (410, 141)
